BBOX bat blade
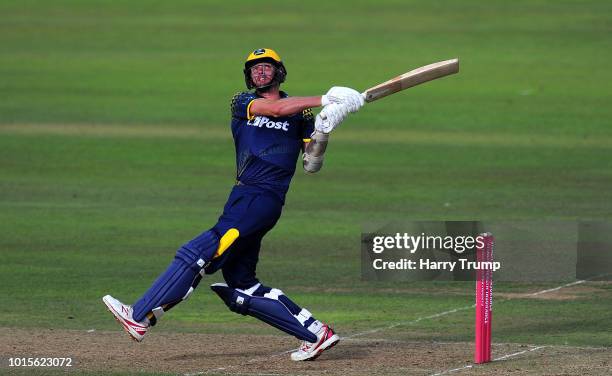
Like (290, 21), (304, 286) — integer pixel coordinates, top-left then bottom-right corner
(363, 58), (459, 103)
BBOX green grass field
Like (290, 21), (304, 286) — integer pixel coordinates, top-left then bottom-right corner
(1, 1), (611, 375)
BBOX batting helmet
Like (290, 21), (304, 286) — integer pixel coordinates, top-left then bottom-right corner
(243, 48), (287, 90)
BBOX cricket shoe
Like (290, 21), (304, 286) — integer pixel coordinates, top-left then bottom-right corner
(102, 295), (149, 342)
(290, 324), (339, 361)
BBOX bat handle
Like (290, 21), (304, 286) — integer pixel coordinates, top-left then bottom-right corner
(361, 91), (369, 103)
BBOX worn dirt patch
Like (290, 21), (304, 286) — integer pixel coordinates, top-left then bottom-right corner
(3, 123), (611, 148)
(1, 328), (610, 375)
(0, 123), (225, 140)
(497, 284), (608, 301)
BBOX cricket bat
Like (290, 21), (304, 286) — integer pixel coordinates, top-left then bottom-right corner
(323, 58), (459, 116)
(305, 58), (459, 173)
(362, 58), (459, 102)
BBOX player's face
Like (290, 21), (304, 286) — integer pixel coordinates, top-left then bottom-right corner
(250, 63), (275, 87)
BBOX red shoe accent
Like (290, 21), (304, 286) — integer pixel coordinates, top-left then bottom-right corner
(312, 325), (334, 351)
(305, 325), (339, 361)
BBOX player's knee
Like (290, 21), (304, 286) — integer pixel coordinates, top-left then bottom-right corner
(178, 230), (220, 269)
(211, 283), (285, 314)
(210, 282), (254, 315)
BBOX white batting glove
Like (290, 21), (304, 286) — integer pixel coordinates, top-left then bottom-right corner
(321, 86), (365, 113)
(315, 103), (350, 134)
(321, 92), (361, 114)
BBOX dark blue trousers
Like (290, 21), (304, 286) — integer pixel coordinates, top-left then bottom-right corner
(206, 185), (283, 288)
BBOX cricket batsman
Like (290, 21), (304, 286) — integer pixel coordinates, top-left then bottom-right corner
(103, 48), (364, 361)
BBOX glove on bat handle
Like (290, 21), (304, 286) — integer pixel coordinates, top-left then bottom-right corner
(320, 92), (367, 121)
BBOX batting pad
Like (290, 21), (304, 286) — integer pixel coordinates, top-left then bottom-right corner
(132, 230), (220, 322)
(211, 283), (318, 342)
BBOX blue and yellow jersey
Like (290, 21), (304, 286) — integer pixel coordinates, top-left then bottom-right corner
(230, 91), (314, 202)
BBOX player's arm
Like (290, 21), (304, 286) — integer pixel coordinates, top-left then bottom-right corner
(249, 96), (323, 118)
(250, 87), (366, 118)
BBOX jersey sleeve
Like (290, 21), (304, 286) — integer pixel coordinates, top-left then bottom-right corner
(301, 108), (315, 142)
(230, 92), (257, 120)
